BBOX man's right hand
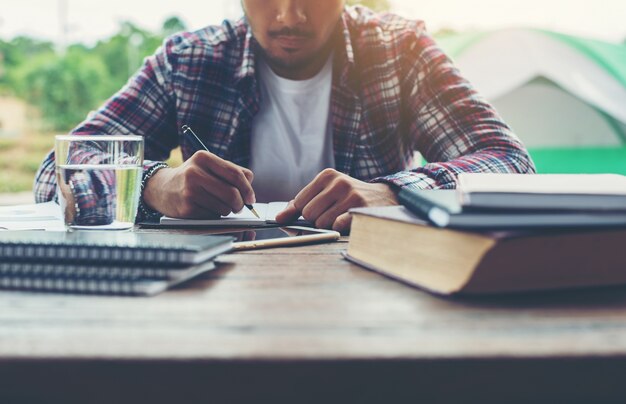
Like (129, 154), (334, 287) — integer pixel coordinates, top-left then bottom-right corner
(143, 151), (255, 219)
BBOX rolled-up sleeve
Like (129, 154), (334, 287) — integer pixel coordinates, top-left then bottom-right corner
(375, 30), (535, 190)
(34, 37), (181, 221)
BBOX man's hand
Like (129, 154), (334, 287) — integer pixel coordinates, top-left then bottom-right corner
(143, 151), (255, 218)
(275, 169), (399, 234)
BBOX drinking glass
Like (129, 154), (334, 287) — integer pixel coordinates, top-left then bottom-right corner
(54, 135), (144, 231)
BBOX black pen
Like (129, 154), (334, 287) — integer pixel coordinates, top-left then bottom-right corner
(182, 125), (260, 219)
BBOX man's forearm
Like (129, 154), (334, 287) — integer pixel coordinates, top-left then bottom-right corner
(375, 146), (536, 191)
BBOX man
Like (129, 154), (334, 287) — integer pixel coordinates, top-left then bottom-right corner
(35, 0), (535, 233)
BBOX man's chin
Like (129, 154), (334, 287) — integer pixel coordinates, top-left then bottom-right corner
(267, 52), (309, 69)
(264, 50), (322, 74)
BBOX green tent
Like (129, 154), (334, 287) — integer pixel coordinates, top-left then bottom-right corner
(435, 28), (626, 174)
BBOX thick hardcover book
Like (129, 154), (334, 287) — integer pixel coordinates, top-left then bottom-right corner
(457, 173), (626, 211)
(399, 189), (626, 229)
(0, 231), (233, 266)
(346, 206), (626, 295)
(0, 260), (216, 296)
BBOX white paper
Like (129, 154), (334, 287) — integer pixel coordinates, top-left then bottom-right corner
(160, 202), (306, 227)
(0, 202), (65, 231)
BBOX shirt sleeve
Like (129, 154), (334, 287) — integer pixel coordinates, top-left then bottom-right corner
(373, 30), (536, 191)
(33, 37), (180, 222)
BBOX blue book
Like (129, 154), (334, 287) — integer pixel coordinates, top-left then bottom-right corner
(398, 189), (626, 230)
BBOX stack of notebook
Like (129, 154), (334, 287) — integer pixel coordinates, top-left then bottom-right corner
(346, 173), (626, 296)
(0, 231), (233, 296)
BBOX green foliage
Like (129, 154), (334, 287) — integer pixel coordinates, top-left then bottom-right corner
(0, 7), (394, 133)
(0, 36), (55, 95)
(91, 22), (163, 96)
(346, 0), (391, 12)
(20, 49), (111, 131)
(162, 16), (188, 37)
(0, 20), (166, 132)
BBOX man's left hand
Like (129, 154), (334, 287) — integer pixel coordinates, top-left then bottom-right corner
(275, 169), (399, 234)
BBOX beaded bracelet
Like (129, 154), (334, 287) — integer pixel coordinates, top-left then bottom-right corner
(137, 162), (169, 222)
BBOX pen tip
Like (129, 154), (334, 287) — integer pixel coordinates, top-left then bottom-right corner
(249, 206), (260, 219)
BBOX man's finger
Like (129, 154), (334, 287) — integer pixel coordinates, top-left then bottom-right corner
(292, 169), (337, 211)
(189, 188), (234, 217)
(275, 200), (300, 224)
(332, 212), (352, 235)
(212, 158), (256, 205)
(190, 166), (246, 213)
(176, 197), (225, 219)
(314, 198), (352, 230)
(208, 176), (247, 212)
(196, 152), (256, 205)
(299, 186), (340, 225)
(242, 167), (254, 183)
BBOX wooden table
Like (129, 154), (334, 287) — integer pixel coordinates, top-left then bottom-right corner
(1, 231), (626, 403)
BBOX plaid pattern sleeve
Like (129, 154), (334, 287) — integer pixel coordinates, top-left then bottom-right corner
(33, 37), (179, 221)
(371, 21), (535, 190)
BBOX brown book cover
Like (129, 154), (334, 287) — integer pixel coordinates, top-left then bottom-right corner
(346, 206), (626, 295)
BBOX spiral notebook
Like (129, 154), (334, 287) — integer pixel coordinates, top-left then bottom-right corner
(0, 231), (233, 266)
(0, 260), (216, 296)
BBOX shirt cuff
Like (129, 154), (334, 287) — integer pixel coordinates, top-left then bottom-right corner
(137, 162), (169, 223)
(370, 171), (441, 191)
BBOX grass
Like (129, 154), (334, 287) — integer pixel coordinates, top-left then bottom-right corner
(0, 138), (19, 152)
(25, 135), (58, 153)
(0, 169), (37, 193)
(0, 132), (54, 193)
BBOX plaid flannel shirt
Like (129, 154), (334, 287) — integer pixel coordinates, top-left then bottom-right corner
(34, 6), (535, 221)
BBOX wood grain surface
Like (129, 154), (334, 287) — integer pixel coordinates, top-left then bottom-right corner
(2, 229), (626, 403)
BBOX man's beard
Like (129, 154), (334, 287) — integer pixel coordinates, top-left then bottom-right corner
(254, 26), (338, 74)
(256, 43), (328, 73)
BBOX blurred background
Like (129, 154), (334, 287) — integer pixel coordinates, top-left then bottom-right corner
(0, 0), (625, 203)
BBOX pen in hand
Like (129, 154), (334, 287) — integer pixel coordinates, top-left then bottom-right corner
(181, 125), (260, 219)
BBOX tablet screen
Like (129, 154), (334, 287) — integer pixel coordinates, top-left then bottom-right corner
(219, 227), (320, 242)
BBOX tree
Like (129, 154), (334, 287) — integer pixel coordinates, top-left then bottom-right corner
(346, 0), (391, 12)
(162, 16), (188, 37)
(0, 18), (177, 131)
(21, 49), (111, 131)
(91, 21), (162, 96)
(0, 37), (55, 95)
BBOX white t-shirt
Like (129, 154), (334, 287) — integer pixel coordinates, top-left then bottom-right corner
(249, 55), (335, 203)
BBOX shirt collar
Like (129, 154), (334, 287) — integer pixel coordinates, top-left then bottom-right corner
(234, 23), (257, 84)
(334, 10), (357, 90)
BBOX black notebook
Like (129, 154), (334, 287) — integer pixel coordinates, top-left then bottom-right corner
(399, 189), (626, 230)
(0, 260), (217, 296)
(0, 231), (233, 266)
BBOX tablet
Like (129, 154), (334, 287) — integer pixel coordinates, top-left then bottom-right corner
(214, 226), (340, 251)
